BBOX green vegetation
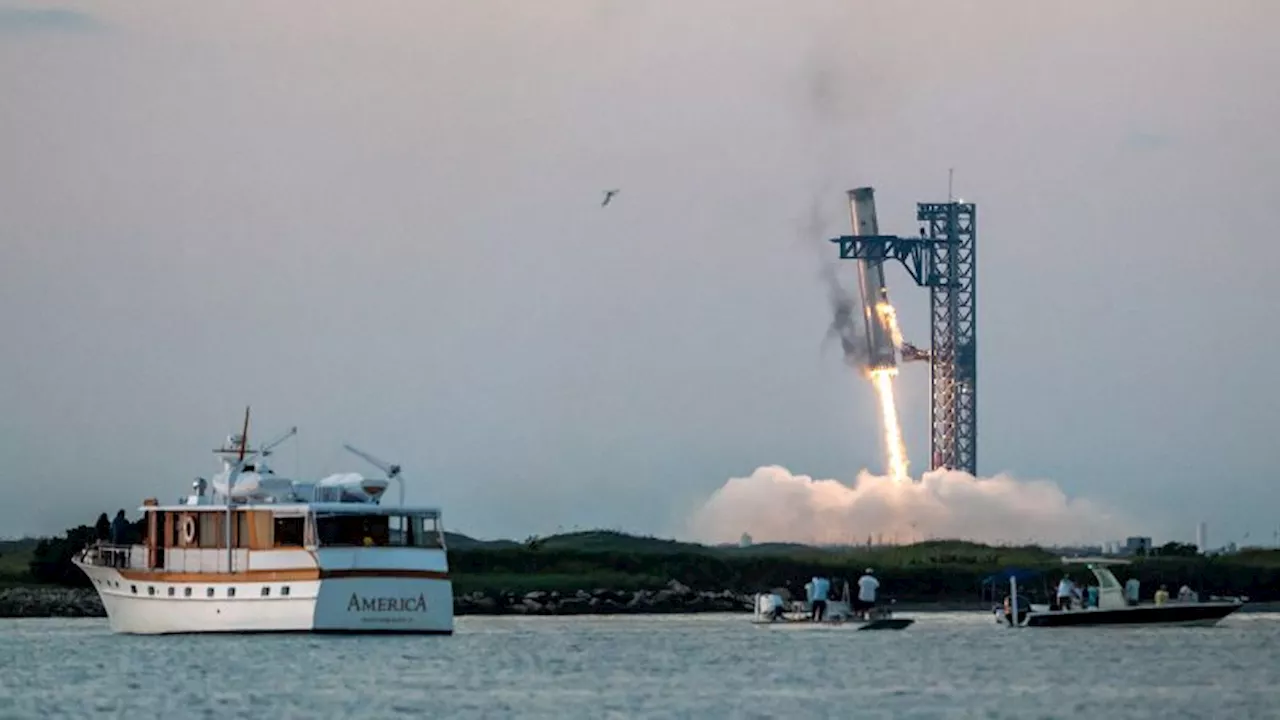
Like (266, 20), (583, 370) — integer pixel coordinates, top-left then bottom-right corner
(0, 539), (39, 588)
(12, 520), (1280, 602)
(446, 531), (1280, 601)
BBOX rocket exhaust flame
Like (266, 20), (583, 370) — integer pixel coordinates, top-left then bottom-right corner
(869, 367), (909, 480)
(870, 297), (908, 480)
(875, 301), (904, 349)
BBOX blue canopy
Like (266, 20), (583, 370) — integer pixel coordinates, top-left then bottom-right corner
(981, 567), (1043, 586)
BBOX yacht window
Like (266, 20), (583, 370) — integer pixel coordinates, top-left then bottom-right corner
(314, 513), (443, 548)
(389, 516), (406, 545)
(316, 514), (390, 547)
(167, 587), (175, 597)
(184, 587), (192, 597)
(197, 513), (220, 548)
(281, 586), (291, 597)
(415, 515), (444, 549)
(130, 585), (137, 594)
(196, 512), (251, 549)
(206, 587), (214, 598)
(227, 587), (236, 598)
(273, 516), (305, 547)
(147, 586), (155, 596)
(261, 587), (270, 597)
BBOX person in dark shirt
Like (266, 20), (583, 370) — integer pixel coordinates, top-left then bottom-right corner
(108, 510), (128, 567)
(110, 510), (127, 545)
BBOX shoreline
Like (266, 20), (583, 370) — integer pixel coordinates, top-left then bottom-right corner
(3, 585), (1274, 619)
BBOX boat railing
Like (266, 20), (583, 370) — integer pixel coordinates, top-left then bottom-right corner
(81, 543), (250, 573)
(80, 542), (146, 569)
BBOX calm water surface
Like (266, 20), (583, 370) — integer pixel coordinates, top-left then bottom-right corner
(2, 612), (1278, 719)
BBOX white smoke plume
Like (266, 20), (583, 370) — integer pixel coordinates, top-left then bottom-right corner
(688, 465), (1128, 547)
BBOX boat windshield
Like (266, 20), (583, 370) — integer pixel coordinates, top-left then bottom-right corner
(1090, 565), (1122, 590)
(315, 512), (444, 549)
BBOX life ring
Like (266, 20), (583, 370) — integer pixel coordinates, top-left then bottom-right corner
(180, 515), (197, 545)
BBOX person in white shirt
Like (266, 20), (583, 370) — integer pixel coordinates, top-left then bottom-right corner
(856, 569), (880, 619)
(1056, 576), (1076, 611)
(810, 576), (831, 621)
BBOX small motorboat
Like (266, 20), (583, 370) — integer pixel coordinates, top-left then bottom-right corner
(750, 581), (914, 631)
(995, 557), (1244, 629)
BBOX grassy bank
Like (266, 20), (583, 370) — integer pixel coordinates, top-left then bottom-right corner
(447, 533), (1280, 601)
(11, 527), (1280, 602)
(0, 540), (39, 589)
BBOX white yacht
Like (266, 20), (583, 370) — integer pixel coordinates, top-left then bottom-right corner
(73, 409), (454, 635)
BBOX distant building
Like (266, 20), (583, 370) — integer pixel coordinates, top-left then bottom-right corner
(1124, 536), (1153, 555)
(739, 532), (752, 548)
(1196, 522), (1208, 554)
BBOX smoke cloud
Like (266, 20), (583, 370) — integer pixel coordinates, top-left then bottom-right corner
(821, 262), (869, 370)
(795, 192), (871, 371)
(687, 465), (1128, 547)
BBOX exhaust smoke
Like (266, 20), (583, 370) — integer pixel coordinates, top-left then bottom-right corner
(687, 465), (1127, 547)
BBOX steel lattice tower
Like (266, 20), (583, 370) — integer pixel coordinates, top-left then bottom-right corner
(919, 202), (976, 475)
(830, 196), (978, 477)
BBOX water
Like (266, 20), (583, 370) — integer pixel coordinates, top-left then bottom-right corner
(2, 612), (1279, 719)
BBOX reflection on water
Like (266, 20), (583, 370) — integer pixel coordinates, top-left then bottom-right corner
(2, 613), (1279, 719)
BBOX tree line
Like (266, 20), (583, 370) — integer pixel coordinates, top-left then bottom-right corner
(26, 512), (145, 586)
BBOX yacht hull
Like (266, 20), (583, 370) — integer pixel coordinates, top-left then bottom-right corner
(74, 562), (454, 635)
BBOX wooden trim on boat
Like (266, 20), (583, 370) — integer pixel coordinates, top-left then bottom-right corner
(116, 568), (450, 583)
(321, 569), (449, 580)
(119, 568), (321, 583)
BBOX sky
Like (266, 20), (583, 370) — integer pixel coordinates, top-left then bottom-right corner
(1, 0), (1277, 546)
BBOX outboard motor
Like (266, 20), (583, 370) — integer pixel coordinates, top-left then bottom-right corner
(995, 594), (1032, 626)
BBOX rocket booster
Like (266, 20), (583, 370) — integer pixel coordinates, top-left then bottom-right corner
(847, 187), (898, 371)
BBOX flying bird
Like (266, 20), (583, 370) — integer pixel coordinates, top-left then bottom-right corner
(601, 189), (620, 207)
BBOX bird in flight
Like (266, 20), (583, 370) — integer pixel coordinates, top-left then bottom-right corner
(601, 189), (620, 207)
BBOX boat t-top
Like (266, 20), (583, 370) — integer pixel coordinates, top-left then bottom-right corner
(997, 557), (1243, 628)
(73, 407), (454, 635)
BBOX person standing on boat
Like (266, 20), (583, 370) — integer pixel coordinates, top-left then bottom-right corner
(1124, 577), (1140, 606)
(1056, 575), (1076, 611)
(856, 568), (879, 619)
(810, 576), (830, 622)
(108, 510), (128, 567)
(109, 510), (127, 545)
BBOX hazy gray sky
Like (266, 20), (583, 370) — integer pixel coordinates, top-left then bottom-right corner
(1, 1), (1277, 545)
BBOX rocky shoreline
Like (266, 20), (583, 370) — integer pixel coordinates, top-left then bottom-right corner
(0, 581), (754, 618)
(0, 587), (105, 618)
(454, 581), (754, 615)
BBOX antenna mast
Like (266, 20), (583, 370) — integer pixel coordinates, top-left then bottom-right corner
(227, 405), (249, 574)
